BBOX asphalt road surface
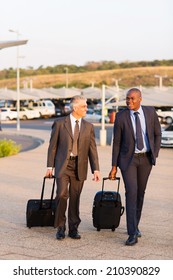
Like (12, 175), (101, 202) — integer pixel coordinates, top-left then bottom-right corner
(0, 118), (114, 152)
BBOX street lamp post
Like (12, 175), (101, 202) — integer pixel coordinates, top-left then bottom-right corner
(90, 81), (95, 87)
(9, 29), (21, 130)
(112, 78), (121, 91)
(100, 85), (120, 146)
(154, 74), (167, 89)
(100, 84), (106, 146)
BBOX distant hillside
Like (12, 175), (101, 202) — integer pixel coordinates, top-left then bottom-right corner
(0, 66), (173, 89)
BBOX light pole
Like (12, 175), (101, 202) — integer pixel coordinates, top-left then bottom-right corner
(100, 84), (106, 146)
(100, 85), (120, 146)
(90, 81), (95, 87)
(64, 67), (69, 88)
(112, 78), (121, 91)
(154, 74), (167, 89)
(9, 29), (21, 130)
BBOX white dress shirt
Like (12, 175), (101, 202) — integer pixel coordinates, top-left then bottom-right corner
(70, 114), (81, 156)
(70, 114), (81, 135)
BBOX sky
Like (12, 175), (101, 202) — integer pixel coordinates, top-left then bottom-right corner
(0, 0), (173, 70)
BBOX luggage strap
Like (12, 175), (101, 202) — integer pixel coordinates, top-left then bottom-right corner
(39, 176), (56, 209)
(101, 177), (120, 201)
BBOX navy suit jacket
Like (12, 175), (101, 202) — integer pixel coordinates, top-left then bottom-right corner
(112, 106), (161, 171)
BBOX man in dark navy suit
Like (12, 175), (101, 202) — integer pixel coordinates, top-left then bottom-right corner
(109, 88), (161, 246)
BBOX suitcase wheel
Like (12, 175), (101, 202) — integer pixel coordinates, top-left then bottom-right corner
(112, 226), (115, 232)
(97, 227), (100, 231)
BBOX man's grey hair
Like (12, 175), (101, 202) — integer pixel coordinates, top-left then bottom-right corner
(70, 95), (87, 109)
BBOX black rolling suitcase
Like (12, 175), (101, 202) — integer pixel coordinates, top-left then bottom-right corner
(26, 176), (56, 228)
(92, 177), (124, 231)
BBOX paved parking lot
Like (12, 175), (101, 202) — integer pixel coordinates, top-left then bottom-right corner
(0, 128), (173, 261)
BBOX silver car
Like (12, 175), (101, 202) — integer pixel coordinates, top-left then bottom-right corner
(84, 109), (110, 123)
(161, 124), (173, 148)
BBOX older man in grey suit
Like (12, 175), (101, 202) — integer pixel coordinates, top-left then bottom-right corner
(46, 95), (100, 240)
(109, 88), (161, 246)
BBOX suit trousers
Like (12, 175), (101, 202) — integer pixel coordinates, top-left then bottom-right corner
(54, 158), (84, 231)
(121, 154), (152, 236)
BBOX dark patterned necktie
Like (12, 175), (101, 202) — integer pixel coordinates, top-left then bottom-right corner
(134, 112), (144, 150)
(72, 120), (79, 156)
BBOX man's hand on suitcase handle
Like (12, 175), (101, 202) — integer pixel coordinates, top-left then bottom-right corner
(45, 168), (54, 178)
(109, 166), (117, 180)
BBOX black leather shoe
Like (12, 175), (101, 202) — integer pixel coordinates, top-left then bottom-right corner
(125, 235), (138, 246)
(56, 227), (65, 240)
(136, 228), (142, 238)
(68, 230), (81, 239)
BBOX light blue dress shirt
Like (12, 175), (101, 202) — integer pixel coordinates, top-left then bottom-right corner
(130, 106), (150, 153)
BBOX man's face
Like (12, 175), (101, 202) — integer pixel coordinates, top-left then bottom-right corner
(73, 99), (88, 118)
(126, 91), (142, 111)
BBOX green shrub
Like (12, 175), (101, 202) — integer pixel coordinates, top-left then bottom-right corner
(0, 139), (21, 157)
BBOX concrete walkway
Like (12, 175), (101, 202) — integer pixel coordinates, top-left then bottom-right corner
(0, 128), (173, 260)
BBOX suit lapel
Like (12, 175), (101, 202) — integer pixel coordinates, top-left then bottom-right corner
(64, 116), (87, 140)
(125, 109), (135, 139)
(64, 115), (73, 139)
(79, 119), (86, 139)
(142, 106), (150, 135)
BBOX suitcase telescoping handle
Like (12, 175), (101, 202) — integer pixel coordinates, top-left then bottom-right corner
(40, 176), (56, 209)
(102, 177), (120, 193)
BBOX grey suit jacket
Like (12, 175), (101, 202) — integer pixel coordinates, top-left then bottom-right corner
(112, 106), (161, 171)
(47, 115), (100, 181)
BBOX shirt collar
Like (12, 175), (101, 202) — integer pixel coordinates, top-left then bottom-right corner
(70, 113), (81, 124)
(130, 106), (143, 116)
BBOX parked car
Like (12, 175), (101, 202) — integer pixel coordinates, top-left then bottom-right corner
(156, 107), (173, 124)
(84, 109), (110, 123)
(63, 100), (71, 115)
(30, 100), (55, 118)
(11, 107), (39, 120)
(161, 124), (173, 147)
(55, 107), (63, 117)
(0, 108), (17, 121)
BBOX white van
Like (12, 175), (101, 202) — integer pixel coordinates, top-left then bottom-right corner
(30, 100), (55, 118)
